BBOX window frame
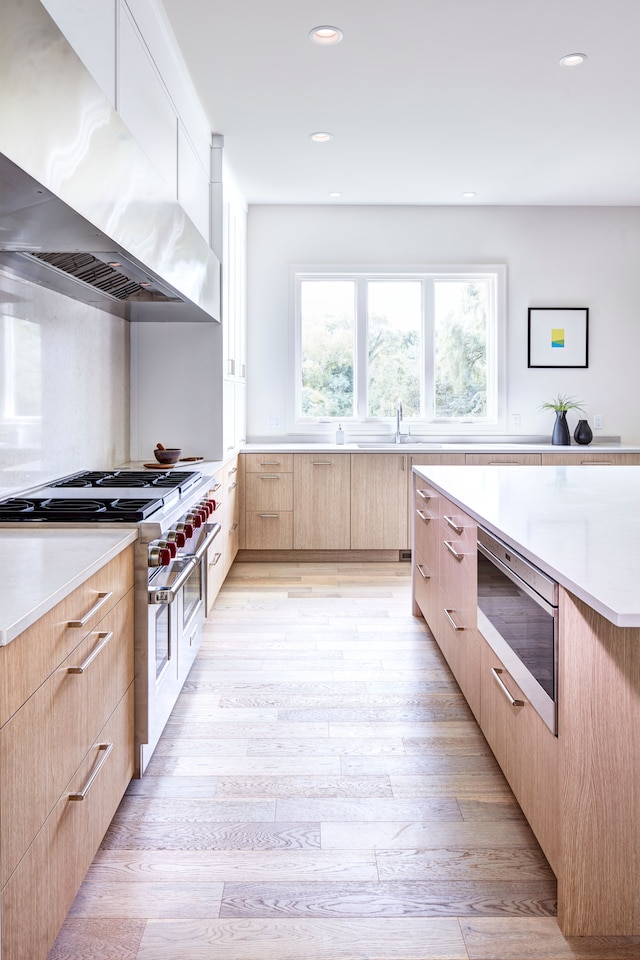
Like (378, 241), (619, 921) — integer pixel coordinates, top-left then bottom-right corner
(291, 263), (507, 437)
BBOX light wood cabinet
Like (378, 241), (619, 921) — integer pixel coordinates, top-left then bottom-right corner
(541, 451), (640, 465)
(465, 453), (542, 465)
(0, 546), (134, 960)
(243, 453), (293, 550)
(411, 476), (481, 719)
(293, 453), (351, 550)
(350, 453), (410, 549)
(478, 637), (559, 872)
(207, 455), (242, 610)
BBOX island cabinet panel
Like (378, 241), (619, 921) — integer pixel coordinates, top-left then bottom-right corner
(207, 455), (242, 610)
(0, 545), (135, 960)
(478, 638), (560, 873)
(411, 476), (480, 719)
(558, 590), (640, 936)
(350, 453), (409, 549)
(293, 454), (351, 550)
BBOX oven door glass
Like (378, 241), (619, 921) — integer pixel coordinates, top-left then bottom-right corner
(153, 602), (171, 679)
(182, 560), (204, 632)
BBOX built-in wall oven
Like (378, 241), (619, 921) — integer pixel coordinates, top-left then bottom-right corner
(477, 526), (558, 735)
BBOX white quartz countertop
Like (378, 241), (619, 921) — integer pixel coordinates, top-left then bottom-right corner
(413, 464), (640, 627)
(0, 529), (138, 645)
(241, 441), (640, 454)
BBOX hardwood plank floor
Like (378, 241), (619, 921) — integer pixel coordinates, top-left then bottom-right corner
(47, 562), (640, 960)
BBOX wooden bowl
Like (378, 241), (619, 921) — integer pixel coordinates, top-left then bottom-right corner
(154, 448), (182, 464)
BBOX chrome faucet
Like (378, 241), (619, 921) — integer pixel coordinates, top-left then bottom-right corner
(395, 400), (403, 443)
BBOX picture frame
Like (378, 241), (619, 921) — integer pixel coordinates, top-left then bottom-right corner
(527, 307), (589, 368)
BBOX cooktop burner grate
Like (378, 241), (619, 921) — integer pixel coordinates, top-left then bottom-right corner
(0, 497), (165, 522)
(49, 470), (199, 490)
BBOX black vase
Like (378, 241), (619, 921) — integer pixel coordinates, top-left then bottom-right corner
(573, 419), (593, 445)
(552, 410), (571, 445)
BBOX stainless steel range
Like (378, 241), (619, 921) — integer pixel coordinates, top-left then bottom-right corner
(0, 468), (221, 774)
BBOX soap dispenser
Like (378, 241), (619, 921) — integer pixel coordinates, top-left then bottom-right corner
(335, 424), (345, 444)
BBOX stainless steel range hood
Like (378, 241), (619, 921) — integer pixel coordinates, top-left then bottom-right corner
(0, 0), (220, 322)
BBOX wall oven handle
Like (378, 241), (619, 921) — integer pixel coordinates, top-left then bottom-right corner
(444, 540), (465, 562)
(491, 667), (525, 707)
(67, 591), (113, 627)
(190, 522), (221, 562)
(148, 558), (198, 605)
(67, 631), (113, 674)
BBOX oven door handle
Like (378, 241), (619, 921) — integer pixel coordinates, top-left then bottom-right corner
(148, 558), (198, 605)
(182, 522), (222, 563)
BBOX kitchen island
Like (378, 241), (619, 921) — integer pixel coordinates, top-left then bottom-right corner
(411, 464), (640, 937)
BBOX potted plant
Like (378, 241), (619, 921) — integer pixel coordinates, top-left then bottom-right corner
(539, 394), (585, 445)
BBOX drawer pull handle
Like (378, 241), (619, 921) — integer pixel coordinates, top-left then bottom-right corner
(443, 608), (465, 631)
(259, 460), (281, 465)
(259, 514), (280, 519)
(209, 552), (222, 566)
(69, 742), (113, 801)
(416, 509), (430, 523)
(211, 483), (222, 492)
(416, 489), (431, 502)
(491, 667), (525, 707)
(416, 563), (430, 581)
(68, 591), (113, 628)
(229, 466), (238, 474)
(443, 515), (464, 535)
(581, 461), (612, 465)
(67, 631), (113, 674)
(444, 540), (464, 562)
(259, 475), (281, 480)
(312, 461), (332, 466)
(229, 482), (238, 490)
(230, 523), (239, 532)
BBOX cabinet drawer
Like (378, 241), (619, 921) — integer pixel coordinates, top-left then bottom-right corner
(1, 685), (134, 960)
(0, 589), (134, 886)
(243, 453), (293, 472)
(245, 471), (293, 511)
(413, 477), (441, 522)
(413, 499), (441, 578)
(244, 511), (293, 549)
(0, 547), (134, 727)
(438, 510), (477, 614)
(465, 453), (542, 465)
(412, 548), (441, 636)
(479, 639), (559, 871)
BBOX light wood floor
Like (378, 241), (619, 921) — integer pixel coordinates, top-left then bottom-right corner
(47, 562), (640, 959)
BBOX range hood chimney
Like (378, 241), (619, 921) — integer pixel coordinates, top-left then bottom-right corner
(0, 0), (220, 322)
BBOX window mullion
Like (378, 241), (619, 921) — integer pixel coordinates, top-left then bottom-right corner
(423, 277), (434, 420)
(355, 278), (368, 419)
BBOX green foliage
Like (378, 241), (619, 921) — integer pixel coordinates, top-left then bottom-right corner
(368, 319), (420, 417)
(539, 394), (585, 413)
(434, 282), (487, 417)
(301, 312), (354, 417)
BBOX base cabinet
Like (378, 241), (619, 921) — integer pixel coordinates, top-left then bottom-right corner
(293, 454), (351, 550)
(351, 453), (409, 549)
(207, 455), (242, 610)
(0, 547), (135, 960)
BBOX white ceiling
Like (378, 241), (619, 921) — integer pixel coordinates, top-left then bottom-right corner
(160, 0), (640, 206)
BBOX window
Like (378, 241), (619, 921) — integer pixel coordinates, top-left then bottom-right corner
(294, 265), (505, 430)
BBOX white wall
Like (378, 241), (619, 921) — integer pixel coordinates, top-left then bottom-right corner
(246, 204), (640, 443)
(0, 269), (129, 498)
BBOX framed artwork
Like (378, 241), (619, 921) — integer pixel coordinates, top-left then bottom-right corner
(527, 307), (589, 368)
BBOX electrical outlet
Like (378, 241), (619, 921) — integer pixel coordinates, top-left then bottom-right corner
(593, 414), (603, 429)
(267, 415), (281, 429)
(511, 413), (521, 429)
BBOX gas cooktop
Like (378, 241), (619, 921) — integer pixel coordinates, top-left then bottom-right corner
(47, 469), (200, 492)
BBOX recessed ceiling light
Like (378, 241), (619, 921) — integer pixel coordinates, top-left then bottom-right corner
(461, 192), (476, 199)
(310, 131), (333, 142)
(559, 52), (587, 67)
(309, 25), (343, 46)
(328, 192), (342, 198)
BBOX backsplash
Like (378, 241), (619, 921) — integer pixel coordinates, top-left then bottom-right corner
(0, 268), (129, 498)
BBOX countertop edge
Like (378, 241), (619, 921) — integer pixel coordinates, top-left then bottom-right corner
(0, 529), (138, 646)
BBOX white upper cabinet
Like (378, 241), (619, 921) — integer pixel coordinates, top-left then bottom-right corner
(118, 6), (177, 194)
(40, 0), (117, 105)
(178, 123), (210, 241)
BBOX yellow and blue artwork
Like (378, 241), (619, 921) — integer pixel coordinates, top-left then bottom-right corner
(551, 328), (565, 348)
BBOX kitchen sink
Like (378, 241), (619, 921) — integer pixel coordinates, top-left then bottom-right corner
(356, 442), (443, 448)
